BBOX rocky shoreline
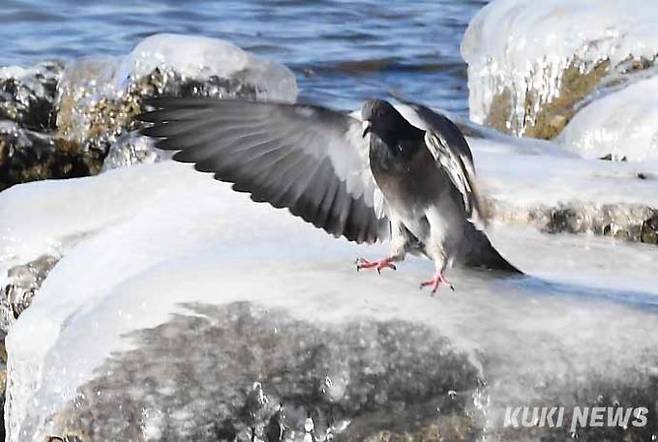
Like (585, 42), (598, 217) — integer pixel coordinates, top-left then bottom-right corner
(0, 34), (297, 192)
(3, 57), (656, 247)
(462, 0), (658, 147)
(2, 3), (658, 439)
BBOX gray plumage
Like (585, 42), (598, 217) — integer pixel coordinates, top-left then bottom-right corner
(139, 98), (387, 244)
(138, 97), (519, 291)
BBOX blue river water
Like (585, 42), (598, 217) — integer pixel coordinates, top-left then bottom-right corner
(0, 0), (488, 113)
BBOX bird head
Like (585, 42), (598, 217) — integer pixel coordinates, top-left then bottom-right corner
(360, 99), (407, 140)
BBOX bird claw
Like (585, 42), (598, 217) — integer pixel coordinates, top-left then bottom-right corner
(419, 272), (454, 295)
(355, 257), (397, 273)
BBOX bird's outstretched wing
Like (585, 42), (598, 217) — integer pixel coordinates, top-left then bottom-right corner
(397, 98), (488, 227)
(138, 97), (389, 243)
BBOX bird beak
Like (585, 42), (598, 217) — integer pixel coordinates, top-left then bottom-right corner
(362, 120), (371, 138)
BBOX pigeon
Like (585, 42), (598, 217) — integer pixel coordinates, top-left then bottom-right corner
(138, 96), (519, 294)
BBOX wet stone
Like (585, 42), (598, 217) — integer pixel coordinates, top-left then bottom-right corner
(545, 204), (656, 243)
(491, 200), (658, 246)
(55, 61), (267, 173)
(0, 61), (62, 132)
(50, 302), (482, 441)
(0, 367), (5, 441)
(100, 132), (163, 171)
(0, 39), (292, 186)
(641, 211), (658, 245)
(483, 58), (612, 139)
(0, 254), (60, 335)
(32, 297), (658, 441)
(599, 153), (628, 162)
(0, 121), (102, 191)
(97, 70), (260, 171)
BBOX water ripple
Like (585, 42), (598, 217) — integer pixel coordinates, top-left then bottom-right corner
(0, 0), (489, 112)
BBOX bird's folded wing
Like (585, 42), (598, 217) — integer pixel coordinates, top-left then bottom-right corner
(138, 97), (389, 243)
(399, 99), (488, 227)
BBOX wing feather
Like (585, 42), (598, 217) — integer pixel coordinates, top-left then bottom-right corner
(138, 97), (389, 243)
(397, 99), (488, 226)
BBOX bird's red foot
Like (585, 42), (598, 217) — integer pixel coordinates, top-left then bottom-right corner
(355, 257), (397, 274)
(419, 272), (455, 295)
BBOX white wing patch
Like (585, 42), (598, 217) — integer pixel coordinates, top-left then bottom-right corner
(424, 131), (486, 228)
(373, 186), (389, 219)
(332, 119), (389, 219)
(393, 103), (430, 131)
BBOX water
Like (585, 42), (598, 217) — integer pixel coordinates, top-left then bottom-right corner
(0, 0), (488, 113)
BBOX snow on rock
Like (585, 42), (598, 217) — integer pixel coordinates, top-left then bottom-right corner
(0, 121), (74, 191)
(55, 33), (298, 173)
(472, 135), (658, 243)
(0, 61), (62, 131)
(100, 131), (167, 172)
(0, 33), (298, 189)
(462, 0), (658, 138)
(558, 75), (658, 161)
(2, 158), (658, 440)
(0, 254), (59, 336)
(0, 63), (70, 191)
(116, 33), (297, 103)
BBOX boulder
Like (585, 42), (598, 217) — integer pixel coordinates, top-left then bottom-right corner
(462, 0), (658, 139)
(1, 161), (657, 441)
(0, 34), (298, 190)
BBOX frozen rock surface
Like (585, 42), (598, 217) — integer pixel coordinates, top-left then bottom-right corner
(0, 120), (92, 190)
(57, 34), (298, 173)
(0, 62), (96, 190)
(0, 34), (298, 190)
(100, 132), (164, 172)
(0, 62), (61, 131)
(558, 75), (658, 161)
(0, 254), (59, 336)
(462, 0), (658, 138)
(2, 161), (657, 441)
(470, 135), (658, 244)
(116, 34), (297, 103)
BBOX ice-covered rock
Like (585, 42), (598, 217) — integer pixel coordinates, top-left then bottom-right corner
(54, 56), (126, 159)
(2, 160), (658, 441)
(0, 255), (59, 336)
(0, 62), (62, 131)
(0, 34), (298, 188)
(100, 132), (165, 172)
(470, 135), (658, 244)
(462, 0), (658, 138)
(55, 33), (298, 173)
(0, 63), (74, 191)
(116, 34), (297, 103)
(0, 120), (97, 191)
(558, 75), (658, 161)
